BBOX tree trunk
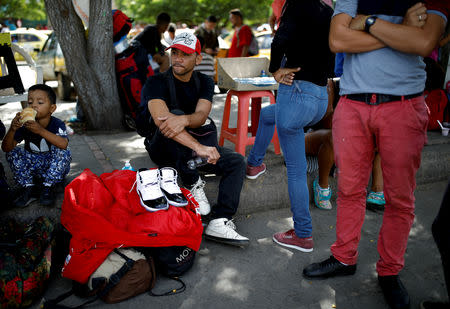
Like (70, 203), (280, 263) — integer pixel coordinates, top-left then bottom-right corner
(44, 0), (122, 130)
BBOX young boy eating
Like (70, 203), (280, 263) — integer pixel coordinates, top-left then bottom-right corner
(2, 84), (71, 207)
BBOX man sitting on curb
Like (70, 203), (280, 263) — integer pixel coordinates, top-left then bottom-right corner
(141, 32), (249, 247)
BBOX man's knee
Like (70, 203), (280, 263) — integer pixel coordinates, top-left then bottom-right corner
(220, 149), (246, 173)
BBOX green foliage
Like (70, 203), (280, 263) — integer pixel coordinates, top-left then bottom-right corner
(115, 0), (272, 27)
(0, 0), (46, 21)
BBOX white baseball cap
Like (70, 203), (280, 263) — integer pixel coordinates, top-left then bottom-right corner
(165, 32), (201, 54)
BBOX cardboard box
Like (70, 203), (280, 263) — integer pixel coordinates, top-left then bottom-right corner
(217, 57), (278, 91)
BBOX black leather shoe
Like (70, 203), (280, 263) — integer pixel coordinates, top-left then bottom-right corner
(303, 255), (356, 279)
(378, 275), (410, 309)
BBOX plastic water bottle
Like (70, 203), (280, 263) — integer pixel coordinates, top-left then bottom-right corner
(122, 160), (135, 171)
(260, 70), (268, 77)
(187, 157), (208, 170)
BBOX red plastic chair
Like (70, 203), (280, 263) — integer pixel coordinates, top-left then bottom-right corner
(219, 89), (281, 156)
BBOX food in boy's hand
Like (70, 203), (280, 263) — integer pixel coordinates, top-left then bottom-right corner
(19, 108), (37, 124)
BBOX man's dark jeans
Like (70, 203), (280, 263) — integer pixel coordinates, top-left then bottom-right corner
(432, 179), (450, 300)
(144, 123), (245, 220)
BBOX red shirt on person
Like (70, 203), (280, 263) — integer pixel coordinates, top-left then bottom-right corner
(228, 25), (252, 57)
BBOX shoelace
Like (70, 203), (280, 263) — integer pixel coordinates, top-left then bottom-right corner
(368, 191), (384, 201)
(318, 187), (331, 199)
(129, 180), (137, 193)
(191, 179), (207, 199)
(129, 172), (159, 193)
(162, 172), (180, 192)
(225, 219), (236, 230)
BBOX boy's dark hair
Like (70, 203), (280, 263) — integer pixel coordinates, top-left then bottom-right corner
(207, 15), (217, 23)
(28, 84), (56, 105)
(156, 12), (171, 25)
(229, 9), (243, 19)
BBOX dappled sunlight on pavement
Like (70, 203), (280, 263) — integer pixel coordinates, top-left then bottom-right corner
(215, 267), (250, 300)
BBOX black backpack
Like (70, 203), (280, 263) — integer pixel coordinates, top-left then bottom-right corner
(135, 68), (201, 138)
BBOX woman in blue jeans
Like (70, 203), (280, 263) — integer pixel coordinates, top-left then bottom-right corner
(246, 0), (335, 252)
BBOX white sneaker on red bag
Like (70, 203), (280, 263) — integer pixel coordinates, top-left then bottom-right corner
(136, 168), (168, 212)
(159, 167), (188, 207)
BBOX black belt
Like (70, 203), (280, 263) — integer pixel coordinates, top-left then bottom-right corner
(346, 92), (423, 105)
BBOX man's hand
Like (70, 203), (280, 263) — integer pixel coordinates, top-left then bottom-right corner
(403, 2), (427, 28)
(349, 15), (369, 31)
(193, 144), (220, 165)
(158, 114), (188, 139)
(23, 120), (43, 135)
(273, 67), (301, 85)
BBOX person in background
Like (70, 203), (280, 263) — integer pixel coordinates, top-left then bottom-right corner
(194, 36), (215, 80)
(164, 23), (177, 47)
(268, 0), (286, 35)
(134, 12), (171, 73)
(194, 15), (219, 56)
(2, 84), (71, 207)
(303, 1), (448, 309)
(246, 78), (336, 213)
(250, 0), (335, 252)
(227, 9), (252, 58)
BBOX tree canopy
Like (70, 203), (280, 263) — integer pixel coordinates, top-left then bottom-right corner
(0, 0), (46, 21)
(115, 0), (273, 27)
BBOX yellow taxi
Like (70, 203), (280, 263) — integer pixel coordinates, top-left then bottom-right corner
(9, 28), (50, 61)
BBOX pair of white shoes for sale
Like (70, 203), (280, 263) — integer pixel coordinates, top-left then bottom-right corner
(134, 167), (248, 246)
(135, 167), (210, 215)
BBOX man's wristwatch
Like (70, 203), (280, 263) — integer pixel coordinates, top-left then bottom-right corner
(364, 15), (378, 33)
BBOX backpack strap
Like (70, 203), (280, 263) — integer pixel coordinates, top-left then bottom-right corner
(42, 249), (136, 309)
(97, 249), (135, 298)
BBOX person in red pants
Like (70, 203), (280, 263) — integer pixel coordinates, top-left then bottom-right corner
(303, 1), (449, 309)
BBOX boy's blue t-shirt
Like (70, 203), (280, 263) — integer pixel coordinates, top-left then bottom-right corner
(333, 0), (448, 96)
(14, 116), (68, 154)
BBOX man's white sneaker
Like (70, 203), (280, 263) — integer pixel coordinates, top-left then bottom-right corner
(189, 177), (210, 215)
(205, 218), (249, 247)
(136, 168), (168, 212)
(159, 167), (188, 207)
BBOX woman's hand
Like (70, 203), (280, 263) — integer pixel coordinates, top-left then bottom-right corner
(273, 67), (301, 85)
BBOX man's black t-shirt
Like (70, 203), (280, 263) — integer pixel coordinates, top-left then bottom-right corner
(142, 70), (214, 114)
